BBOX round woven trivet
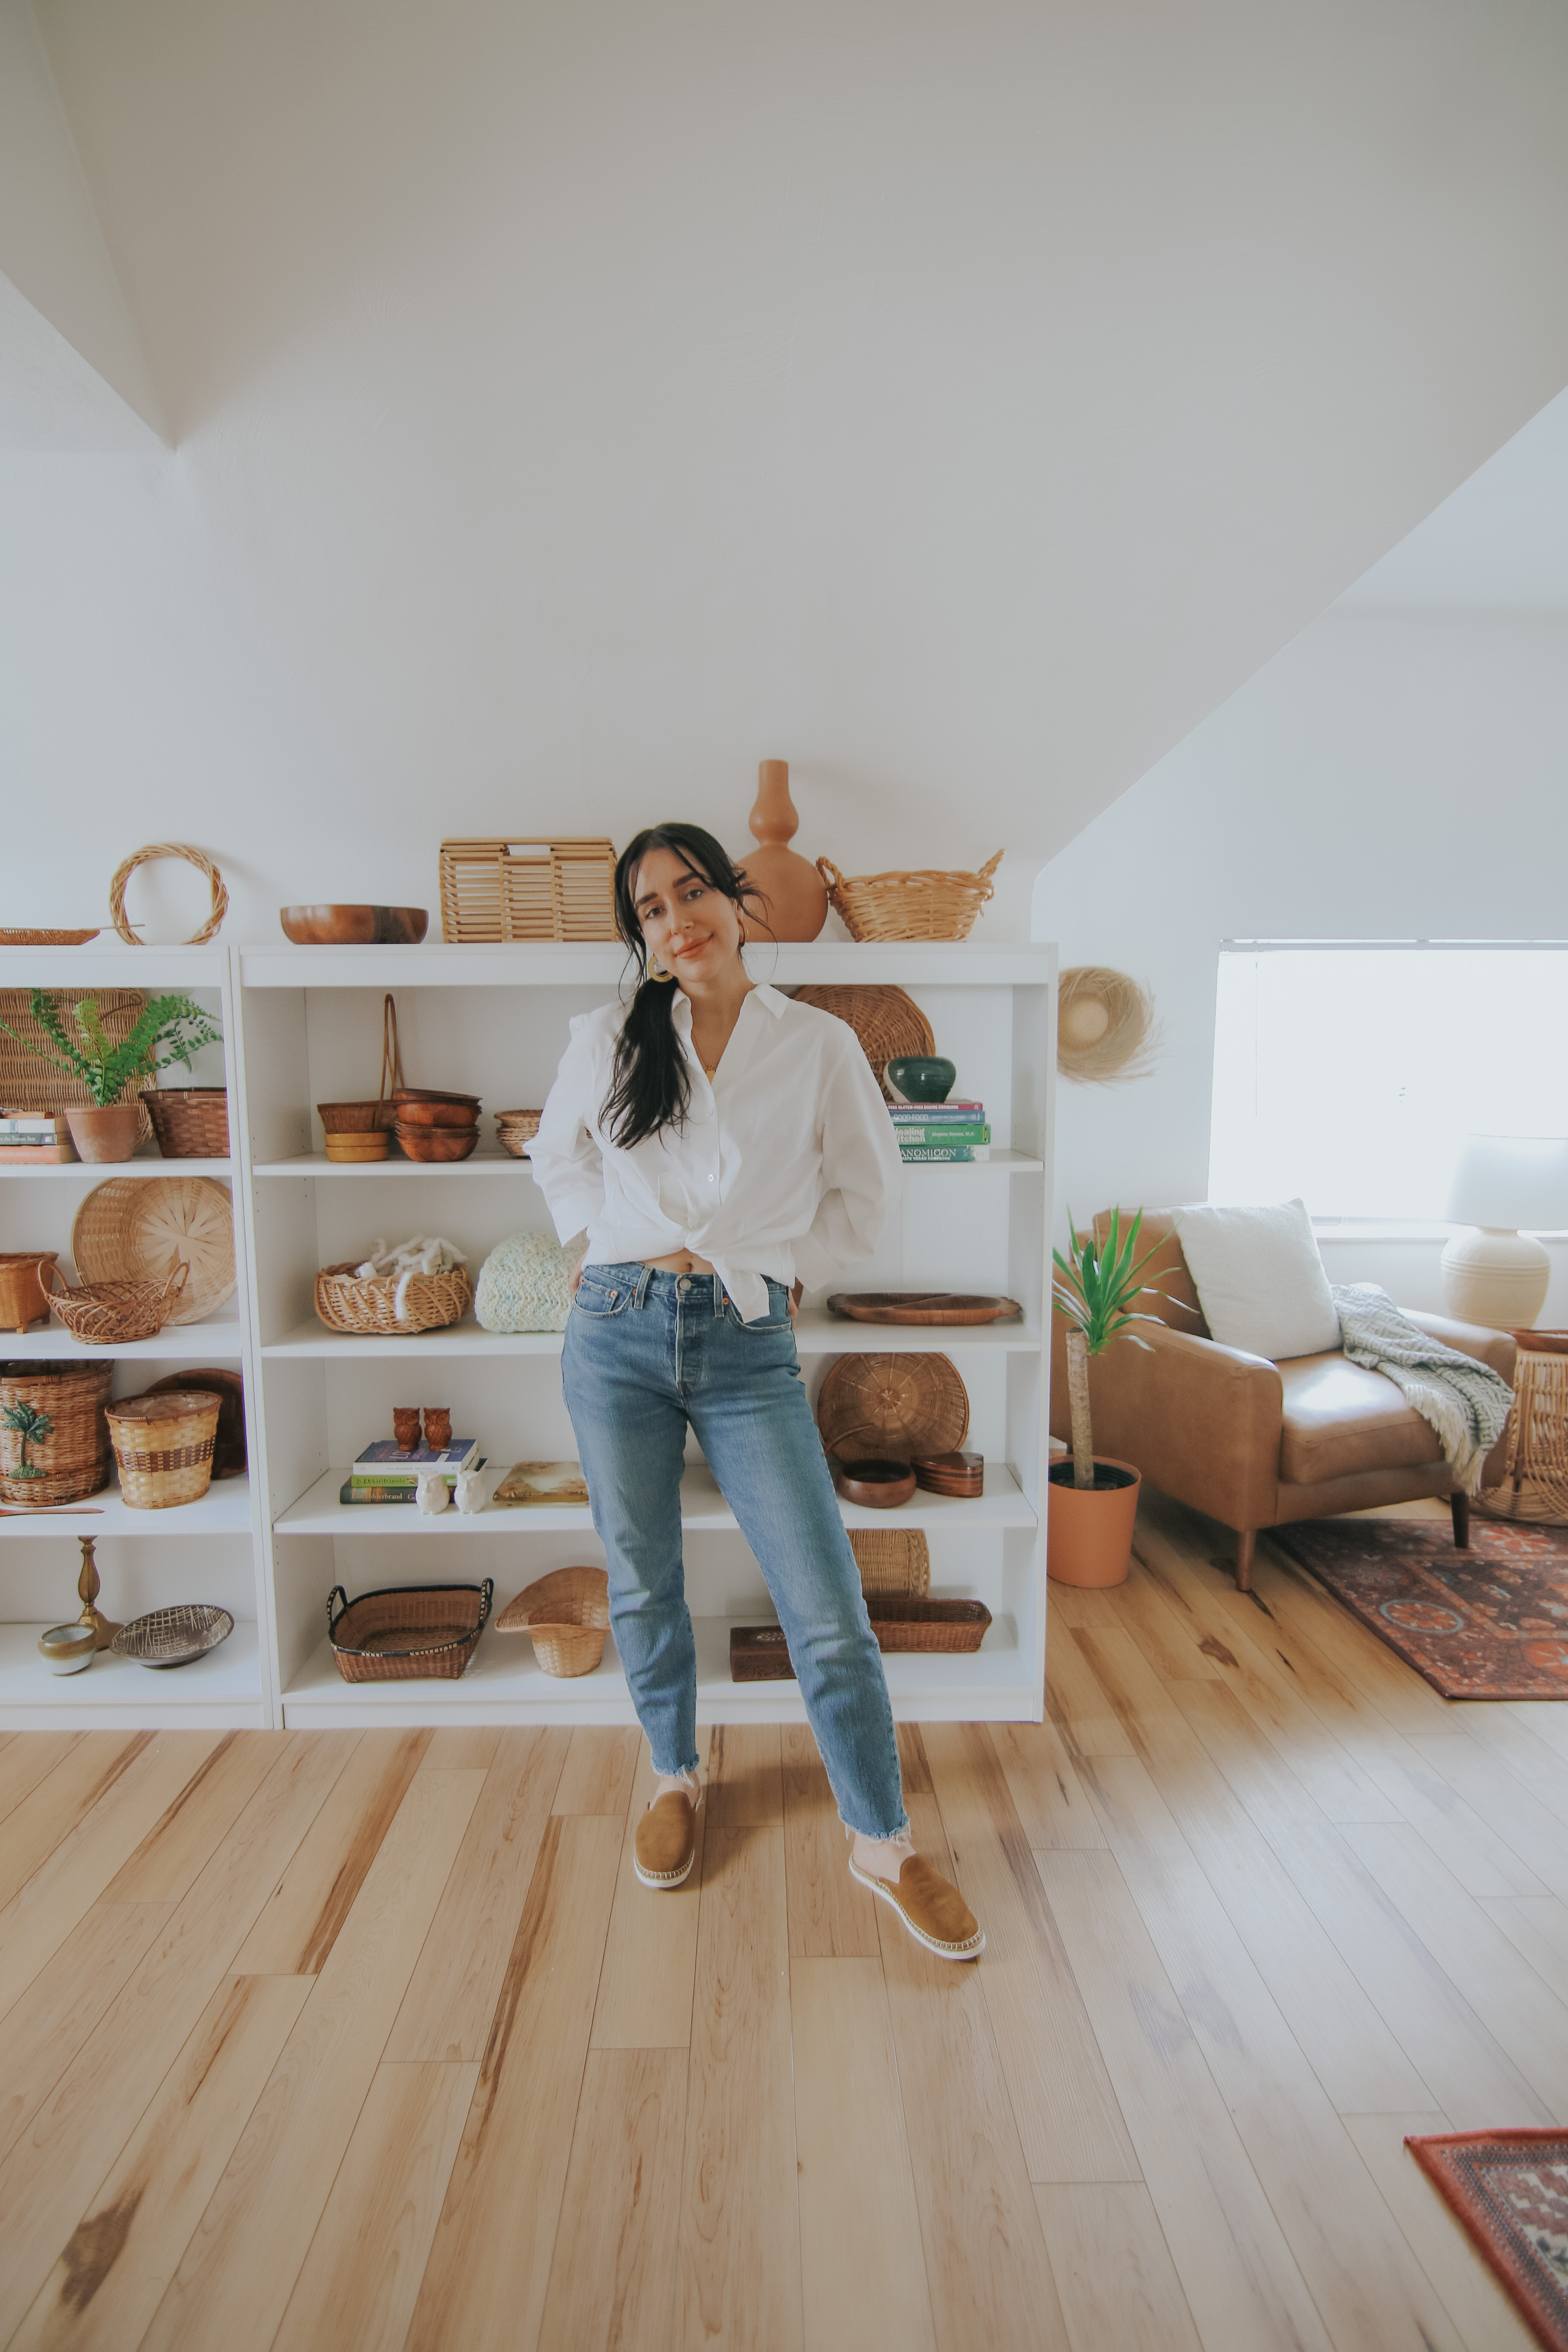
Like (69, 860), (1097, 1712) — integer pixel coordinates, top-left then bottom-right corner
(816, 1352), (968, 1462)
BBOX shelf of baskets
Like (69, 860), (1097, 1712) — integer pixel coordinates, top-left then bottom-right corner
(234, 939), (1056, 1730)
(0, 945), (271, 1729)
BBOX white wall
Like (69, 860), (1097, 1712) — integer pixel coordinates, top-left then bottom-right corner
(6, 0), (1568, 941)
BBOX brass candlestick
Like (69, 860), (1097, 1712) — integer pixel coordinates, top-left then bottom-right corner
(75, 1537), (119, 1649)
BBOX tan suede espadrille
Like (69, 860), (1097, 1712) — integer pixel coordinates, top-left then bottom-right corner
(634, 1785), (701, 1888)
(849, 1852), (985, 1960)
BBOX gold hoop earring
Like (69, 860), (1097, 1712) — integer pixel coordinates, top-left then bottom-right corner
(646, 956), (677, 983)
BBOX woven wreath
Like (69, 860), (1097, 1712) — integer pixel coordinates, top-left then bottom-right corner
(110, 844), (229, 946)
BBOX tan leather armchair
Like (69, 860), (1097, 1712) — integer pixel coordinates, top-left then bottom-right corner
(1049, 1211), (1517, 1590)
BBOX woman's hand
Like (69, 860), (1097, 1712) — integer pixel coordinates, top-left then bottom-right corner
(790, 1280), (803, 1325)
(568, 1239), (587, 1297)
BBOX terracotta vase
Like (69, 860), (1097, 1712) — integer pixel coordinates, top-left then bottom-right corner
(64, 1103), (142, 1164)
(1046, 1456), (1142, 1587)
(739, 761), (828, 943)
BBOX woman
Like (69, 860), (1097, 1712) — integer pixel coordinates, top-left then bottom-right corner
(530, 822), (983, 1960)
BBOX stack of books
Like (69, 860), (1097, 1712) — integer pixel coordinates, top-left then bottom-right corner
(889, 1100), (990, 1163)
(341, 1434), (480, 1505)
(0, 1112), (77, 1163)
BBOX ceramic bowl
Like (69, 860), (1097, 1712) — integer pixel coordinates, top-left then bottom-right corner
(110, 1604), (234, 1669)
(280, 905), (429, 946)
(833, 1458), (916, 1509)
(883, 1056), (957, 1105)
(38, 1624), (96, 1675)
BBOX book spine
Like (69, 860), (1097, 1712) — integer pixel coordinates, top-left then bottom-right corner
(891, 1124), (990, 1145)
(0, 1144), (78, 1162)
(897, 1144), (991, 1162)
(888, 1103), (984, 1119)
(348, 1473), (458, 1490)
(340, 1482), (418, 1504)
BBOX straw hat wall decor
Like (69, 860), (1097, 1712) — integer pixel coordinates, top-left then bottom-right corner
(1057, 967), (1160, 1084)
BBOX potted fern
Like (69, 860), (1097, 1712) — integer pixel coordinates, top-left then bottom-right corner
(0, 992), (222, 1163)
(1048, 1206), (1164, 1586)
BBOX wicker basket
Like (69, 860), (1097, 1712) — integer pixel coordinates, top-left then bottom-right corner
(439, 839), (618, 943)
(0, 989), (154, 1143)
(328, 1579), (493, 1681)
(0, 1360), (111, 1505)
(495, 1110), (542, 1157)
(871, 1598), (992, 1652)
(848, 1528), (931, 1597)
(496, 1566), (611, 1676)
(141, 1088), (230, 1159)
(0, 929), (99, 946)
(817, 851), (1003, 943)
(72, 1178), (234, 1327)
(107, 1390), (222, 1509)
(0, 1252), (58, 1337)
(787, 987), (934, 1097)
(46, 1261), (187, 1345)
(314, 1260), (472, 1335)
(317, 995), (405, 1138)
(817, 1351), (969, 1461)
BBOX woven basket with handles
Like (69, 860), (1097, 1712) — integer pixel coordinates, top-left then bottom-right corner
(328, 1580), (493, 1681)
(46, 1261), (187, 1345)
(496, 1566), (610, 1676)
(817, 851), (1003, 943)
(314, 1261), (472, 1335)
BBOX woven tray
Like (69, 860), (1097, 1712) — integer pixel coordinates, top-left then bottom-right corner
(496, 1566), (610, 1676)
(816, 1351), (969, 1461)
(817, 852), (1003, 943)
(787, 986), (934, 1099)
(731, 1598), (991, 1678)
(314, 1261), (472, 1335)
(827, 1292), (1022, 1325)
(72, 1177), (235, 1326)
(439, 839), (618, 943)
(0, 1360), (111, 1505)
(328, 1580), (493, 1681)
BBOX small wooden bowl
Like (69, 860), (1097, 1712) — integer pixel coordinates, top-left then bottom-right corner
(280, 906), (429, 945)
(833, 1458), (916, 1509)
(325, 1133), (390, 1162)
(395, 1087), (481, 1109)
(394, 1123), (479, 1163)
(395, 1096), (482, 1128)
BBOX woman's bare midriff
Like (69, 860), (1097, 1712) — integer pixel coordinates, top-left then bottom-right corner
(640, 1251), (717, 1274)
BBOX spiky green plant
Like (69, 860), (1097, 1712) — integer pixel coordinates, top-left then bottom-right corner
(0, 990), (221, 1110)
(1052, 1206), (1167, 1490)
(1, 1400), (54, 1479)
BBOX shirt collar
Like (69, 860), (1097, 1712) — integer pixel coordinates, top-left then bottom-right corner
(668, 982), (787, 1030)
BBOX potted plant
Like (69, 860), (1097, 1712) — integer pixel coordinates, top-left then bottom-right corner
(0, 991), (222, 1164)
(1048, 1206), (1164, 1586)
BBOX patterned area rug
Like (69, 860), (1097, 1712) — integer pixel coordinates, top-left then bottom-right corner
(1407, 2129), (1568, 2348)
(1271, 1519), (1568, 1700)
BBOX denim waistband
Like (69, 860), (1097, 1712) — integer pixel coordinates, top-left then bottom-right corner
(581, 1262), (783, 1312)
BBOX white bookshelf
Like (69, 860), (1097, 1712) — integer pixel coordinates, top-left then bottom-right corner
(2, 938), (1056, 1728)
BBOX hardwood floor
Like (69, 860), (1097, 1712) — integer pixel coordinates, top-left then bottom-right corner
(0, 1489), (1557, 2350)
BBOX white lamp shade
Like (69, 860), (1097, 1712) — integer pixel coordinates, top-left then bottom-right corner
(1446, 1134), (1568, 1230)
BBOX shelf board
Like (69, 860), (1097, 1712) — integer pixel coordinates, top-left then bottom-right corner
(251, 1149), (1043, 1178)
(0, 1474), (252, 1539)
(0, 1618), (264, 1729)
(275, 1457), (1036, 1534)
(279, 1611), (1031, 1727)
(262, 1311), (1039, 1359)
(239, 941), (1057, 990)
(0, 1156), (233, 1181)
(5, 1317), (245, 1362)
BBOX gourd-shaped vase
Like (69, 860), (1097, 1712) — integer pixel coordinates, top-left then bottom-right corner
(739, 761), (828, 943)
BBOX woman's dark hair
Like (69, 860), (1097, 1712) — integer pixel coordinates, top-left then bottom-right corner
(603, 823), (765, 1150)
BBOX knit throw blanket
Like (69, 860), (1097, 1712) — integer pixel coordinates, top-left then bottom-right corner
(1332, 1282), (1514, 1494)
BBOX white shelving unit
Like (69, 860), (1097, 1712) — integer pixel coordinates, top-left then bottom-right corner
(2, 938), (1055, 1729)
(0, 946), (269, 1729)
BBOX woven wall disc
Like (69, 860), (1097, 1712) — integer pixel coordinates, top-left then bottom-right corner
(788, 986), (934, 1098)
(1057, 966), (1158, 1084)
(72, 1177), (236, 1326)
(816, 1351), (968, 1461)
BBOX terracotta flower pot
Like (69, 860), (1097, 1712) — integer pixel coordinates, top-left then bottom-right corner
(64, 1103), (142, 1164)
(1046, 1456), (1142, 1587)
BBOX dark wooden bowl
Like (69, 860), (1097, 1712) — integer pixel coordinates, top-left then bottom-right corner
(395, 1096), (482, 1127)
(833, 1458), (916, 1509)
(280, 905), (429, 946)
(393, 1123), (479, 1162)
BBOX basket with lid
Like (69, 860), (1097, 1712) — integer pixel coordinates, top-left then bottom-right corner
(106, 1389), (223, 1508)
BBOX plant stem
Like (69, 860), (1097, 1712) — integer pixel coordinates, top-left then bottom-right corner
(1066, 1326), (1095, 1490)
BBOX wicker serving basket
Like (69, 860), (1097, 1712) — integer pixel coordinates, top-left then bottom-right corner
(140, 1088), (230, 1159)
(46, 1261), (188, 1345)
(787, 987), (934, 1098)
(0, 1360), (112, 1505)
(817, 851), (1003, 943)
(871, 1598), (992, 1652)
(328, 1580), (493, 1681)
(440, 839), (618, 943)
(314, 1261), (472, 1335)
(848, 1528), (931, 1597)
(106, 1390), (222, 1509)
(496, 1566), (611, 1676)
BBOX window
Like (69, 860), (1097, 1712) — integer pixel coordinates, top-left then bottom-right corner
(1208, 946), (1568, 1221)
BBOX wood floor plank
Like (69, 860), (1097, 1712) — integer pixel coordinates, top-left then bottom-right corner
(11, 1972), (312, 2352)
(1045, 1581), (1122, 1629)
(677, 1822), (802, 2352)
(592, 1743), (707, 2049)
(877, 1729), (1069, 2352)
(1479, 1892), (1568, 2003)
(422, 1727), (502, 1769)
(230, 1727), (425, 1974)
(140, 1767), (486, 2352)
(782, 1724), (880, 1959)
(1340, 2113), (1541, 2352)
(990, 1717), (1107, 1849)
(273, 2059), (480, 2352)
(0, 1732), (219, 2028)
(1110, 1558), (1222, 1682)
(0, 1730), (357, 2341)
(1249, 1546), (1456, 1735)
(537, 2047), (686, 2352)
(404, 1812), (624, 2352)
(1409, 1731), (1568, 1905)
(1338, 1735), (1550, 1903)
(1035, 2182), (1202, 2352)
(922, 1723), (1139, 2184)
(1078, 1751), (1465, 2351)
(386, 1727), (568, 2061)
(1038, 1847), (1335, 2352)
(552, 1725), (640, 1816)
(1045, 1616), (1136, 1758)
(99, 1730), (283, 1904)
(792, 1957), (936, 2352)
(0, 1900), (171, 2165)
(0, 1733), (150, 1911)
(706, 1722), (783, 1827)
(1460, 1703), (1568, 1828)
(0, 1733), (83, 1834)
(1078, 1633), (1433, 2114)
(1510, 1700), (1568, 1762)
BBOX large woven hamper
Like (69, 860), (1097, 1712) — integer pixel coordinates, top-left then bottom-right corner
(439, 839), (618, 943)
(106, 1390), (222, 1509)
(328, 1580), (493, 1681)
(0, 1361), (112, 1505)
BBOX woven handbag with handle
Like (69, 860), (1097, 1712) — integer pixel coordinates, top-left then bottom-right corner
(328, 1580), (493, 1681)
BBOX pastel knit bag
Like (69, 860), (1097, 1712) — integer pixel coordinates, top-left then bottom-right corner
(474, 1231), (579, 1332)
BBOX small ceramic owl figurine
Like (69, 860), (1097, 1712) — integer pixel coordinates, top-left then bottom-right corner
(415, 1467), (450, 1514)
(453, 1465), (486, 1515)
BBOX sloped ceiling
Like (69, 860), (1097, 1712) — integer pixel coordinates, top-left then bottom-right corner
(6, 0), (1568, 934)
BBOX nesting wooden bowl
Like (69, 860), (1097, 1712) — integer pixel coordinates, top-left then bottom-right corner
(394, 1123), (479, 1163)
(280, 906), (429, 945)
(833, 1458), (916, 1509)
(395, 1093), (481, 1127)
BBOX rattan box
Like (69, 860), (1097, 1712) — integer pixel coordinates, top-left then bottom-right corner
(439, 839), (618, 943)
(328, 1580), (493, 1681)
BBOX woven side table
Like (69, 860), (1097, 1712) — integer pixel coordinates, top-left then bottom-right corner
(1476, 1332), (1568, 1527)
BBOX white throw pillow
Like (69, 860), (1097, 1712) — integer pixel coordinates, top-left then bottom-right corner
(1172, 1199), (1340, 1362)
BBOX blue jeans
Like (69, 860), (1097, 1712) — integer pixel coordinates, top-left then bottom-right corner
(561, 1263), (909, 1840)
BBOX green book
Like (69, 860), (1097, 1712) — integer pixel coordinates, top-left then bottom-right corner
(891, 1122), (989, 1145)
(898, 1143), (991, 1163)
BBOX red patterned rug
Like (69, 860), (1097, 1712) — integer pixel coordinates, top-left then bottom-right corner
(1407, 2129), (1568, 2348)
(1270, 1519), (1568, 1700)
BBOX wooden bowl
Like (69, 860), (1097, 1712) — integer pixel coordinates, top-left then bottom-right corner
(833, 1457), (916, 1509)
(325, 1134), (390, 1162)
(395, 1096), (482, 1127)
(394, 1123), (479, 1162)
(912, 1449), (984, 1496)
(280, 906), (429, 946)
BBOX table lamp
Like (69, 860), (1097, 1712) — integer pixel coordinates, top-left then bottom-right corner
(1442, 1133), (1568, 1329)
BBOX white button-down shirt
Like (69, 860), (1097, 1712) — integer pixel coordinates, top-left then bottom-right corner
(528, 983), (902, 1323)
